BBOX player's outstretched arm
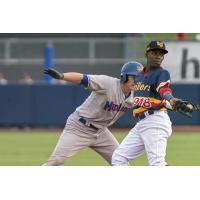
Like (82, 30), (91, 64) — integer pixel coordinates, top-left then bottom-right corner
(44, 68), (84, 84)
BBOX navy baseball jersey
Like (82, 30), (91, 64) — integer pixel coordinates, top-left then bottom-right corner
(133, 67), (171, 117)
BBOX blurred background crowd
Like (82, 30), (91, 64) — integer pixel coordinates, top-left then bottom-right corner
(0, 33), (199, 85)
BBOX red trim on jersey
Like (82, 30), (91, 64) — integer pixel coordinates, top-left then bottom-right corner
(142, 71), (149, 77)
(151, 101), (166, 106)
(156, 80), (170, 92)
(159, 87), (172, 98)
(141, 68), (148, 77)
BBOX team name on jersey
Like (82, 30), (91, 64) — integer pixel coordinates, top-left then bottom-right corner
(104, 101), (128, 112)
(134, 82), (150, 91)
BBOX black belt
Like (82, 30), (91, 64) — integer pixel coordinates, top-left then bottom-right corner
(138, 110), (155, 120)
(79, 117), (99, 131)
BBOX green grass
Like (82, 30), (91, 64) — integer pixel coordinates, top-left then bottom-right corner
(0, 131), (199, 166)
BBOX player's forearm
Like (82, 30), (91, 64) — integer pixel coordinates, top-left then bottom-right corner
(159, 87), (177, 106)
(44, 68), (88, 86)
(160, 87), (184, 107)
(169, 97), (177, 106)
(63, 72), (84, 84)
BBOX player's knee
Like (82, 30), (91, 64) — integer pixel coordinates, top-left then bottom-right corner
(112, 150), (129, 166)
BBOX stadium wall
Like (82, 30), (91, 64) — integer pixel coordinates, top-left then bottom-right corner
(0, 84), (199, 127)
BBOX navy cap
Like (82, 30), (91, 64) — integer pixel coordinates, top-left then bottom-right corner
(146, 41), (168, 54)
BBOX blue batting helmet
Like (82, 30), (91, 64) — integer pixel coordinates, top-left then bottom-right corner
(120, 61), (143, 82)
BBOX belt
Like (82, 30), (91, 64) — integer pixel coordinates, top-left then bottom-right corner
(138, 110), (155, 120)
(79, 117), (99, 131)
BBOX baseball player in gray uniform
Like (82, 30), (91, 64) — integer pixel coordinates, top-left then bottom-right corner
(43, 61), (143, 165)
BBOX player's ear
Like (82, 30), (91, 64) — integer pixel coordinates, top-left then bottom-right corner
(145, 51), (150, 58)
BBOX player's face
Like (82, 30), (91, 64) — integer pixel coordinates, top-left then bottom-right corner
(146, 49), (165, 67)
(126, 75), (136, 90)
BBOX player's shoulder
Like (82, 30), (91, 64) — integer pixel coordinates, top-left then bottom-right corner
(159, 67), (169, 73)
(102, 75), (120, 85)
(155, 67), (170, 75)
(88, 75), (120, 86)
(89, 74), (119, 81)
(99, 75), (118, 79)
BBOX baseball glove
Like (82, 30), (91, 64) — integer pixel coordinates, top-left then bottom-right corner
(172, 99), (200, 118)
(44, 68), (64, 80)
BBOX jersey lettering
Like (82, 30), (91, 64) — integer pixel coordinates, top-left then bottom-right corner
(133, 97), (151, 108)
(104, 101), (128, 112)
(134, 82), (150, 92)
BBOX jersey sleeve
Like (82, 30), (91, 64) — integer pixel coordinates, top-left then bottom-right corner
(87, 75), (115, 92)
(156, 70), (171, 92)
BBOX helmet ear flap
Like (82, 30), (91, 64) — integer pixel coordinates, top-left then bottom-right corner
(120, 73), (123, 82)
(124, 74), (128, 83)
(120, 73), (127, 82)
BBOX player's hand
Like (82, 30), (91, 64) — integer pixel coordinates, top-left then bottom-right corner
(44, 68), (64, 80)
(172, 98), (200, 118)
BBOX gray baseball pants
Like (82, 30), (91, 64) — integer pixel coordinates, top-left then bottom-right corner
(43, 113), (119, 166)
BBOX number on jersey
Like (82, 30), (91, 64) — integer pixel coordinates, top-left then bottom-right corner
(133, 97), (151, 108)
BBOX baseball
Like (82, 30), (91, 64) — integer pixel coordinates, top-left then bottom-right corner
(187, 104), (193, 109)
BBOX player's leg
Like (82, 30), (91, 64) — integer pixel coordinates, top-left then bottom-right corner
(42, 117), (95, 166)
(90, 128), (119, 165)
(142, 129), (168, 166)
(141, 113), (172, 166)
(42, 131), (91, 166)
(111, 126), (145, 166)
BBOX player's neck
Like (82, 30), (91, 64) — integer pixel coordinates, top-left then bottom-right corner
(146, 63), (159, 72)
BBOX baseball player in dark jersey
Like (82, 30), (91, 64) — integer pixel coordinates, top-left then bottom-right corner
(42, 61), (143, 166)
(112, 41), (195, 166)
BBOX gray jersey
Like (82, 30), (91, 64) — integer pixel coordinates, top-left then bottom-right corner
(75, 75), (134, 129)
